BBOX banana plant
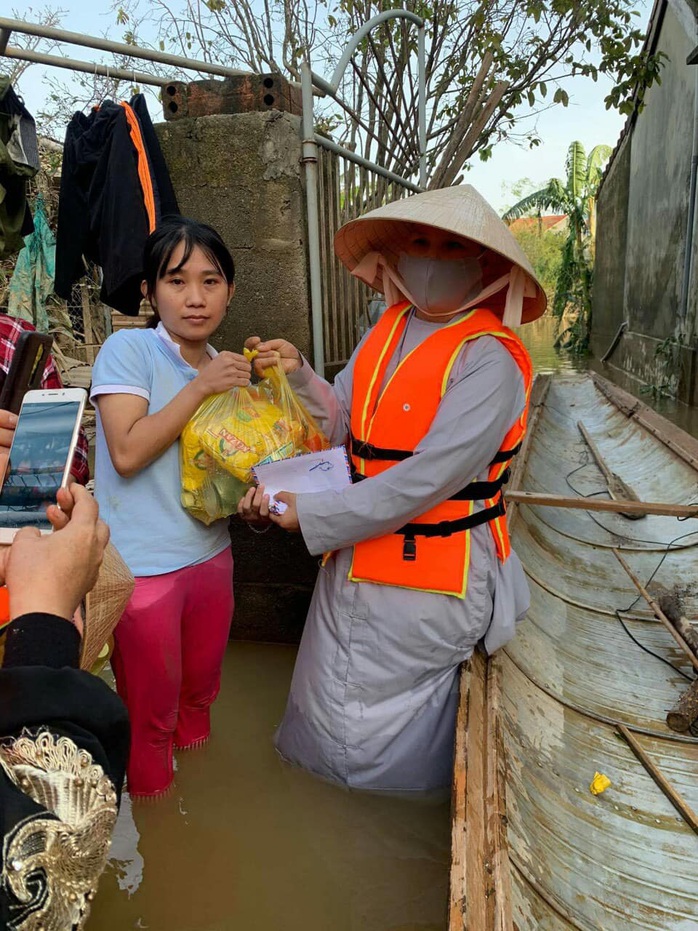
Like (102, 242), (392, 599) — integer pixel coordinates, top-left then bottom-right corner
(503, 141), (611, 352)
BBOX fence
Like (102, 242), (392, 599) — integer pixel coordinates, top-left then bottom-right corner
(317, 147), (414, 376)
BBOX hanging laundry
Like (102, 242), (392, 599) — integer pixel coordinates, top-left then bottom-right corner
(7, 195), (55, 332)
(0, 77), (40, 259)
(55, 94), (178, 316)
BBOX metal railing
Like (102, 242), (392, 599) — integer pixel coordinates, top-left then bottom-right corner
(3, 12), (425, 377)
(301, 10), (426, 377)
(0, 16), (306, 89)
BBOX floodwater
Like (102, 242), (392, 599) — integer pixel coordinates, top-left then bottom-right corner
(89, 644), (451, 931)
(88, 315), (697, 931)
(519, 314), (698, 440)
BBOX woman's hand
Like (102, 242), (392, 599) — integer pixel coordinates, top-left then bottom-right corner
(194, 351), (252, 397)
(245, 337), (302, 377)
(269, 491), (300, 533)
(0, 484), (110, 622)
(237, 485), (272, 527)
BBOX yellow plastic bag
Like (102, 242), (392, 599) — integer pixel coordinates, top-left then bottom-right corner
(181, 360), (328, 524)
(180, 428), (250, 526)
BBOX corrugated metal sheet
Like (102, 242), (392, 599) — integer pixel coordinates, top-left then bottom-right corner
(505, 374), (698, 929)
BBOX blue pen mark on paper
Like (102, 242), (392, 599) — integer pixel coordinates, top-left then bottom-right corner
(309, 460), (334, 473)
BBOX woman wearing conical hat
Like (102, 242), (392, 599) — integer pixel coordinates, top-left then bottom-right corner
(241, 185), (546, 792)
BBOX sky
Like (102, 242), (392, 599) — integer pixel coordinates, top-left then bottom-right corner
(9, 0), (653, 213)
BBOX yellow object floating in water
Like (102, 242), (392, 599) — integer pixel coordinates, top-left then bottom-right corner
(589, 772), (612, 795)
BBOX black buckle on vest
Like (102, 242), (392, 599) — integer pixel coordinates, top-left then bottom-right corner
(351, 436), (413, 462)
(403, 534), (417, 561)
(397, 500), (506, 543)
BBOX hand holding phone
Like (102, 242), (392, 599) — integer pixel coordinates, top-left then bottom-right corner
(0, 484), (110, 622)
(0, 388), (87, 543)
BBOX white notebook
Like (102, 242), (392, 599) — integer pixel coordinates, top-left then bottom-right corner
(252, 446), (352, 514)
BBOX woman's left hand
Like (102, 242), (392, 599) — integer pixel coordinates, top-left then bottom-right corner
(270, 492), (300, 532)
(237, 485), (272, 526)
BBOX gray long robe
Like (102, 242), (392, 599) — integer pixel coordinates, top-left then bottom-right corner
(276, 313), (530, 791)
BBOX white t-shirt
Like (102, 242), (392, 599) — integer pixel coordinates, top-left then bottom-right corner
(90, 325), (230, 577)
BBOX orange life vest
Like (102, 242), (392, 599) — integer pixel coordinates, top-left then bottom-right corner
(347, 302), (533, 598)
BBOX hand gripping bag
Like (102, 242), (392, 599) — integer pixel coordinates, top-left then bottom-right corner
(181, 358), (328, 524)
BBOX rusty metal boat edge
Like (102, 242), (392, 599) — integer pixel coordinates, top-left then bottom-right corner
(449, 372), (698, 931)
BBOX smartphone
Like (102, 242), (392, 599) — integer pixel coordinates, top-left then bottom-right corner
(0, 331), (54, 416)
(0, 388), (87, 543)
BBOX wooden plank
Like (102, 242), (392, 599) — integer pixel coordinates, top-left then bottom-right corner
(506, 491), (698, 519)
(464, 649), (488, 931)
(80, 282), (95, 364)
(506, 373), (551, 533)
(612, 548), (698, 673)
(577, 420), (642, 517)
(449, 663), (470, 930)
(591, 372), (698, 471)
(449, 651), (489, 931)
(617, 725), (698, 834)
(486, 656), (513, 931)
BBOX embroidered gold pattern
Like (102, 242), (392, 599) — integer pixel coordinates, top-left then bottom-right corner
(0, 731), (117, 930)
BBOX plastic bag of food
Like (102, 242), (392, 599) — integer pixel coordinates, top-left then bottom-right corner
(180, 357), (328, 523)
(180, 426), (250, 526)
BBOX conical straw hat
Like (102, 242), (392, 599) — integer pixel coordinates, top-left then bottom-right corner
(80, 542), (134, 671)
(334, 184), (547, 323)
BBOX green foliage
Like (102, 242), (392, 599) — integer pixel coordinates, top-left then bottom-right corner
(503, 141), (611, 353)
(640, 333), (684, 399)
(509, 223), (564, 305)
(92, 0), (664, 188)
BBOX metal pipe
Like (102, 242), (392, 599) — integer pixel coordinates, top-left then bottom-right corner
(417, 26), (426, 189)
(0, 15), (249, 79)
(0, 28), (11, 56)
(325, 10), (424, 92)
(4, 45), (169, 87)
(301, 61), (326, 377)
(314, 133), (422, 193)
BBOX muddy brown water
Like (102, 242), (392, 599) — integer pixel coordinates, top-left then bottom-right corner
(88, 316), (697, 930)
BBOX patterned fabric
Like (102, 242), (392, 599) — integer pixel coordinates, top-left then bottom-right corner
(7, 197), (55, 332)
(0, 731), (117, 930)
(0, 315), (89, 484)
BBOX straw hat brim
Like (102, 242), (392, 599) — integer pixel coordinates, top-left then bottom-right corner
(334, 185), (547, 324)
(80, 542), (134, 671)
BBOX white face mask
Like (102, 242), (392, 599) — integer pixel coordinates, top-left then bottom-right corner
(396, 254), (483, 317)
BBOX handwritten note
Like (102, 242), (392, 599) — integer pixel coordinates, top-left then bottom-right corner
(252, 446), (352, 514)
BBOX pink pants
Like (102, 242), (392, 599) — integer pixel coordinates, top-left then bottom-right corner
(111, 548), (234, 797)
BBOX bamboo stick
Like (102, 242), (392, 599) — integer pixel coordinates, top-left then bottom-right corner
(505, 491), (698, 519)
(617, 724), (698, 834)
(612, 549), (698, 674)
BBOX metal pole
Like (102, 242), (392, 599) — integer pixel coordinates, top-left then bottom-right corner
(0, 15), (249, 79)
(314, 134), (422, 193)
(301, 61), (325, 378)
(326, 10), (423, 92)
(417, 26), (427, 189)
(4, 46), (169, 87)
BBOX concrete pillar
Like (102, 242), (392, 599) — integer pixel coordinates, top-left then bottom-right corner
(156, 111), (318, 643)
